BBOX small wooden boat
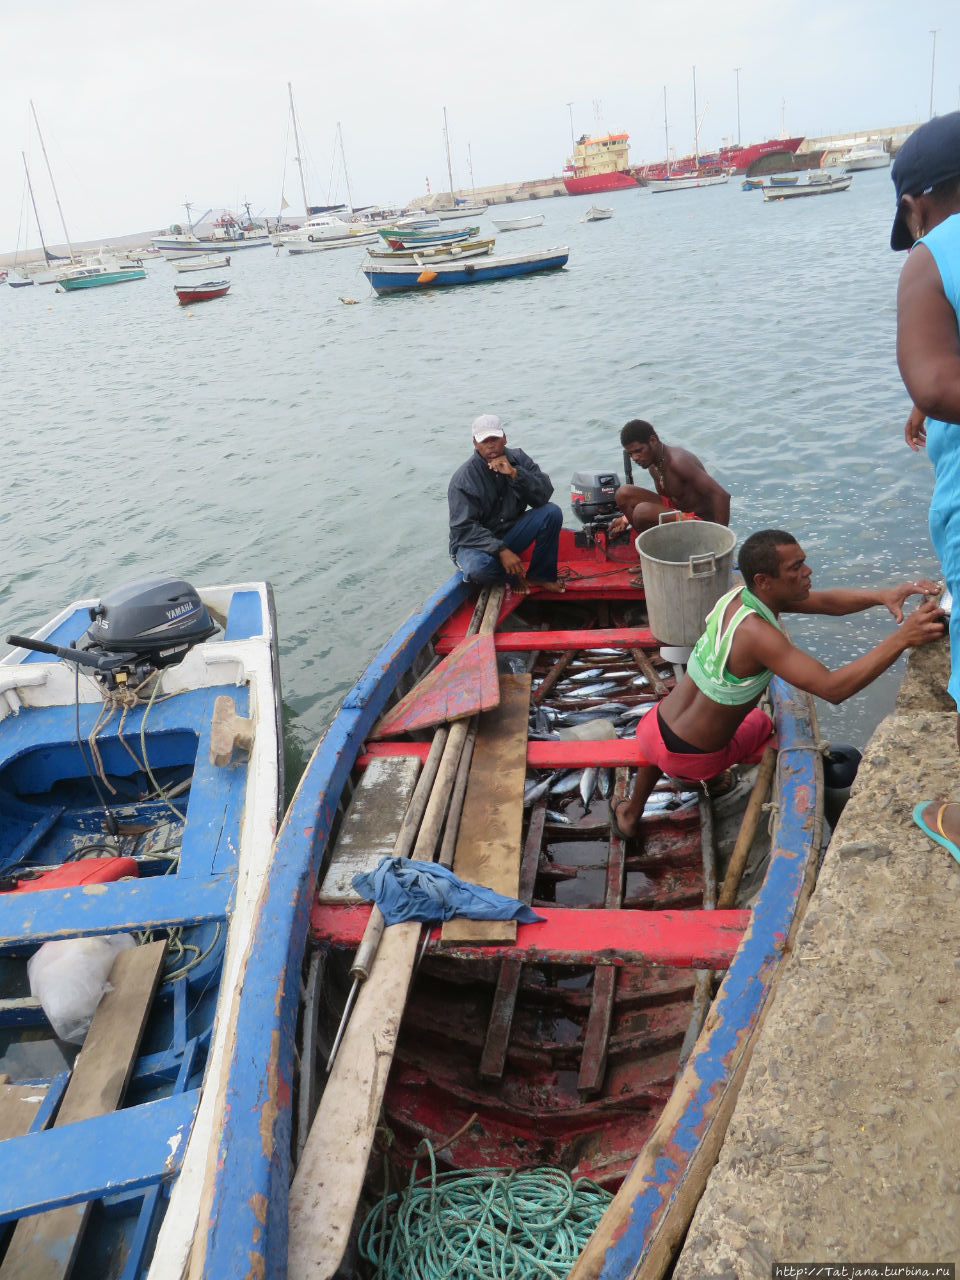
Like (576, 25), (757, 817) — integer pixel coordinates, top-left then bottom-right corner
(174, 279), (230, 305)
(172, 253), (231, 273)
(187, 526), (822, 1277)
(0, 577), (282, 1278)
(491, 213), (546, 232)
(366, 236), (496, 262)
(584, 205), (613, 221)
(362, 244), (569, 295)
(763, 174), (853, 201)
(767, 173), (800, 186)
(741, 177), (764, 191)
(377, 225), (480, 250)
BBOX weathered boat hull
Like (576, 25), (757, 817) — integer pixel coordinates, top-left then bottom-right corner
(362, 246), (569, 295)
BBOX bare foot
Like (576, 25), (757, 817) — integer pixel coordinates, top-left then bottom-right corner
(528, 579), (566, 594)
(508, 578), (531, 596)
(610, 797), (640, 839)
(919, 800), (960, 846)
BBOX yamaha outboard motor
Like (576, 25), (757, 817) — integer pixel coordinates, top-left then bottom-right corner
(571, 471), (621, 544)
(8, 575), (217, 692)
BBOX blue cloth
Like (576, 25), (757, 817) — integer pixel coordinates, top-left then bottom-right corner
(919, 213), (960, 707)
(352, 856), (545, 926)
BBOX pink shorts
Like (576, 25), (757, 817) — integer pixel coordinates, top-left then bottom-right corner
(636, 706), (775, 781)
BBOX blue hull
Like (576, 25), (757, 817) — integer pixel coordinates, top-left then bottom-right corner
(362, 251), (569, 295)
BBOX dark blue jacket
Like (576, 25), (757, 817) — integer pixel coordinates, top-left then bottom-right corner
(447, 448), (554, 559)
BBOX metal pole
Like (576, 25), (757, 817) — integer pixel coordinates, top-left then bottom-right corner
(566, 101), (575, 153)
(692, 66), (698, 167)
(29, 100), (75, 263)
(288, 82), (311, 216)
(443, 106), (454, 206)
(929, 29), (938, 119)
(734, 67), (742, 146)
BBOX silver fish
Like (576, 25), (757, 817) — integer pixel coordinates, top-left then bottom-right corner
(597, 769), (612, 798)
(617, 704), (657, 722)
(524, 773), (557, 806)
(551, 771), (582, 795)
(579, 767), (598, 810)
(570, 668), (604, 682)
(630, 675), (651, 687)
(545, 809), (572, 824)
(562, 682), (619, 698)
(585, 702), (629, 716)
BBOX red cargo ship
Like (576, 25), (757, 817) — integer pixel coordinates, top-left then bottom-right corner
(639, 135), (804, 181)
(563, 131), (639, 195)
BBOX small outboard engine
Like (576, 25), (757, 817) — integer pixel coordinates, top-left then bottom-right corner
(77, 576), (217, 688)
(571, 471), (621, 545)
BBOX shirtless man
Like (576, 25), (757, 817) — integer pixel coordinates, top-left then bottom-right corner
(610, 529), (944, 839)
(609, 419), (730, 536)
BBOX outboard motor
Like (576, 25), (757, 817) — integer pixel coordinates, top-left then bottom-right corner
(7, 575), (217, 693)
(571, 471), (621, 545)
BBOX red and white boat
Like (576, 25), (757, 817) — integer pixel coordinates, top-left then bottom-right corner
(174, 279), (230, 305)
(563, 131), (638, 195)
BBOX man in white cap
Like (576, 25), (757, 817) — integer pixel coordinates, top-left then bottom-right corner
(448, 414), (565, 594)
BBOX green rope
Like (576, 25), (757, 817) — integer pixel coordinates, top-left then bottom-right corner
(358, 1142), (612, 1280)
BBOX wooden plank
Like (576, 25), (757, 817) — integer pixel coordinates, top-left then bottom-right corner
(316, 756), (421, 902)
(0, 877), (230, 948)
(0, 939), (166, 1280)
(360, 739), (651, 769)
(0, 1090), (199, 1223)
(578, 769), (628, 1093)
(311, 904), (749, 969)
(442, 674), (531, 945)
(367, 634), (499, 739)
(0, 1081), (48, 1142)
(479, 801), (546, 1080)
(435, 627), (655, 654)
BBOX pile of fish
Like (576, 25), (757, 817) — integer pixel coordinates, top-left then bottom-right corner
(520, 647), (698, 823)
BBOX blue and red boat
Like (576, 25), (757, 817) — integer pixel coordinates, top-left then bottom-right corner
(362, 244), (570, 295)
(188, 521), (822, 1279)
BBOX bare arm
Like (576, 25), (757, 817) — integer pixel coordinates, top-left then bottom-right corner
(897, 246), (960, 424)
(788, 580), (940, 622)
(744, 602), (946, 704)
(671, 452), (731, 524)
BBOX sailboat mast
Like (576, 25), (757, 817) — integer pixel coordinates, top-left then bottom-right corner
(29, 100), (75, 262)
(288, 83), (311, 216)
(443, 106), (455, 207)
(21, 152), (51, 263)
(692, 66), (699, 169)
(336, 123), (354, 213)
(663, 87), (670, 176)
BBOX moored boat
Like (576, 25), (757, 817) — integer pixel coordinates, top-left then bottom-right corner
(153, 209), (271, 255)
(840, 142), (890, 171)
(377, 225), (480, 250)
(361, 244), (569, 294)
(171, 252), (231, 273)
(646, 171), (730, 193)
(563, 131), (638, 195)
(583, 205), (613, 220)
(57, 261), (146, 290)
(0, 577), (282, 1278)
(491, 213), (546, 232)
(763, 174), (853, 200)
(366, 236), (496, 262)
(183, 516), (822, 1277)
(174, 279), (230, 304)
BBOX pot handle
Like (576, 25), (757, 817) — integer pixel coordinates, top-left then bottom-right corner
(688, 553), (716, 578)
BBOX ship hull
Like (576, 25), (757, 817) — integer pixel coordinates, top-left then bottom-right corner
(563, 171), (638, 195)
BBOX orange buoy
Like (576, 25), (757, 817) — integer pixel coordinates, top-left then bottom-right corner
(416, 269), (437, 284)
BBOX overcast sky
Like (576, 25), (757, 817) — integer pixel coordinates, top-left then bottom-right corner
(3, 0), (957, 249)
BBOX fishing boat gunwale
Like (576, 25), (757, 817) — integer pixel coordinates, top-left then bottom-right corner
(191, 533), (822, 1278)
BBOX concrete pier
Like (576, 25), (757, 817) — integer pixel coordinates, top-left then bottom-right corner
(674, 637), (960, 1276)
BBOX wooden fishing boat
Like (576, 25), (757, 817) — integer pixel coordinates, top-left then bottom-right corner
(186, 526), (822, 1278)
(491, 213), (546, 232)
(584, 205), (614, 221)
(0, 577), (282, 1278)
(365, 236), (496, 262)
(763, 175), (853, 201)
(377, 225), (480, 250)
(174, 279), (230, 305)
(361, 245), (569, 295)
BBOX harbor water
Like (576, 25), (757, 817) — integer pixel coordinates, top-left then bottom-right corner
(1, 169), (940, 785)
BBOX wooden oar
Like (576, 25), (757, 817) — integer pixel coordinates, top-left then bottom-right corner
(717, 746), (777, 909)
(288, 586), (504, 1280)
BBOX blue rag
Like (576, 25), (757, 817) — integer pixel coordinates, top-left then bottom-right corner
(352, 856), (545, 926)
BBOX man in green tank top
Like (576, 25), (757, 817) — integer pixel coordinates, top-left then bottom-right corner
(610, 529), (944, 839)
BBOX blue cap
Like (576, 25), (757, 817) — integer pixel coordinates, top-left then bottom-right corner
(891, 112), (960, 250)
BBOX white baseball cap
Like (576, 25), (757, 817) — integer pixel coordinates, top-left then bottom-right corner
(471, 414), (505, 442)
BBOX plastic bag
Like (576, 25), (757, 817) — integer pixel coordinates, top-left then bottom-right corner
(27, 934), (135, 1044)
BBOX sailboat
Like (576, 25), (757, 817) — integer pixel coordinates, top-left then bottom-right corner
(432, 107), (487, 218)
(646, 72), (730, 193)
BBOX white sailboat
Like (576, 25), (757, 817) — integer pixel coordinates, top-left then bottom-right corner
(646, 72), (730, 193)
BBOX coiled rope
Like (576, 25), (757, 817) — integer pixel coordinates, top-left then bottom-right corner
(358, 1142), (612, 1280)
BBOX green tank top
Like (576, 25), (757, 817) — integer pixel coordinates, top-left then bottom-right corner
(686, 585), (782, 706)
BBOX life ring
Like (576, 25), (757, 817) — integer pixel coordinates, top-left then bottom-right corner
(308, 233), (318, 242)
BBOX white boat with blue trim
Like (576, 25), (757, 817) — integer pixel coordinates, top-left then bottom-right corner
(361, 244), (570, 295)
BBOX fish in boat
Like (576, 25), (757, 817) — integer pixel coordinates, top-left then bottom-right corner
(0, 576), (282, 1279)
(188, 526), (822, 1280)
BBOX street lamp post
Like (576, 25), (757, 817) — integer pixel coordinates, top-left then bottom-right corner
(930, 29), (938, 119)
(734, 67), (742, 147)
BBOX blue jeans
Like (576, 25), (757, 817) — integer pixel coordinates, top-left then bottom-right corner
(454, 503), (562, 584)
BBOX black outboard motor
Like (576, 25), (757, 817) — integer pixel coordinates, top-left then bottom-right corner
(7, 575), (217, 692)
(571, 471), (621, 545)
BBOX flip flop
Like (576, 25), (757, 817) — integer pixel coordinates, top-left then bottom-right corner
(912, 801), (960, 867)
(609, 797), (636, 841)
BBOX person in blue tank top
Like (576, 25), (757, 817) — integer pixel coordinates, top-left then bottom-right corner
(892, 112), (960, 862)
(610, 530), (943, 840)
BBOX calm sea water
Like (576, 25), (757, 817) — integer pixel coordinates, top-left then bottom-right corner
(1, 169), (940, 783)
